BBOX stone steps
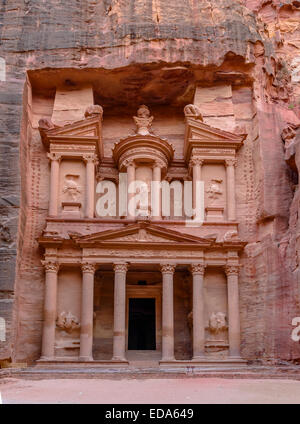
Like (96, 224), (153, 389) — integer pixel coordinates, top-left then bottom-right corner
(1, 365), (300, 381)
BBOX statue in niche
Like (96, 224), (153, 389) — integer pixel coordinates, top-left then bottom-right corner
(63, 174), (82, 201)
(133, 105), (154, 136)
(206, 178), (223, 202)
(208, 312), (228, 334)
(56, 311), (80, 333)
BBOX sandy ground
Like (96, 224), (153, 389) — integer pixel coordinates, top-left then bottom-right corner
(0, 377), (300, 404)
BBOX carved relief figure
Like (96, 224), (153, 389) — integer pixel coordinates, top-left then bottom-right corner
(133, 105), (154, 135)
(63, 174), (82, 201)
(56, 311), (80, 333)
(206, 178), (223, 202)
(208, 312), (228, 334)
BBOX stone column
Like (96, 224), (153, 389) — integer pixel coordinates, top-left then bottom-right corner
(41, 260), (59, 359)
(152, 160), (162, 220)
(225, 265), (241, 358)
(84, 154), (97, 219)
(47, 153), (61, 217)
(190, 158), (203, 217)
(160, 264), (176, 361)
(126, 160), (136, 219)
(112, 263), (128, 361)
(225, 159), (237, 221)
(191, 263), (206, 359)
(79, 263), (96, 361)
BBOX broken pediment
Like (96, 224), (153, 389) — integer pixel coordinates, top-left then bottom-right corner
(184, 116), (246, 161)
(39, 105), (103, 159)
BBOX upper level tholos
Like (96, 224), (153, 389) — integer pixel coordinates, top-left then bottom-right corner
(38, 84), (246, 240)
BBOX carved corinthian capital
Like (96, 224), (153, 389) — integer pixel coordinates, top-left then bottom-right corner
(225, 158), (237, 167)
(83, 154), (98, 164)
(113, 263), (128, 273)
(160, 264), (176, 274)
(225, 265), (240, 276)
(189, 157), (204, 167)
(47, 152), (61, 162)
(81, 262), (96, 273)
(190, 263), (205, 275)
(42, 260), (59, 273)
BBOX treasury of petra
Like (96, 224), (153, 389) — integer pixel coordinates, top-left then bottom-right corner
(1, 0), (300, 371)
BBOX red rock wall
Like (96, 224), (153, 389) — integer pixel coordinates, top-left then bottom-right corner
(1, 0), (300, 363)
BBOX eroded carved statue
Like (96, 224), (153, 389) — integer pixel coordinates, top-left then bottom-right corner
(206, 178), (223, 201)
(133, 105), (154, 135)
(208, 312), (228, 334)
(84, 104), (103, 119)
(56, 311), (80, 332)
(38, 118), (56, 130)
(223, 230), (240, 242)
(184, 104), (203, 120)
(63, 174), (82, 201)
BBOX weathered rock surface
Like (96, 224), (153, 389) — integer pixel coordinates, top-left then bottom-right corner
(0, 0), (300, 363)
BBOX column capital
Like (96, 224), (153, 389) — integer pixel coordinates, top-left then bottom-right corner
(225, 158), (237, 167)
(225, 264), (240, 276)
(123, 158), (135, 168)
(160, 264), (176, 274)
(47, 152), (61, 162)
(190, 263), (205, 276)
(81, 262), (96, 273)
(83, 153), (98, 164)
(42, 260), (59, 273)
(113, 262), (129, 273)
(152, 159), (164, 169)
(189, 157), (204, 167)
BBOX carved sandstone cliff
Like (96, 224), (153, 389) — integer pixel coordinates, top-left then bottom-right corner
(0, 0), (300, 363)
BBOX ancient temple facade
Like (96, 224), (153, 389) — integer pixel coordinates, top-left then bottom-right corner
(35, 88), (247, 367)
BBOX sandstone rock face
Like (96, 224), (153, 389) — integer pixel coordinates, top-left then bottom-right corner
(1, 0), (300, 363)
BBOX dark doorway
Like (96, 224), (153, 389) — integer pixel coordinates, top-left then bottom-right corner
(128, 298), (156, 350)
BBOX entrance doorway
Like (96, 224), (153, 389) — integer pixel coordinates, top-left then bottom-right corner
(128, 298), (156, 350)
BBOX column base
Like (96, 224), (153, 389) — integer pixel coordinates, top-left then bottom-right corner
(160, 357), (175, 363)
(79, 356), (93, 362)
(112, 356), (127, 362)
(192, 355), (206, 361)
(39, 356), (55, 361)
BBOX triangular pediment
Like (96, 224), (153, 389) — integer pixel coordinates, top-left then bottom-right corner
(39, 114), (103, 157)
(185, 117), (246, 144)
(70, 222), (215, 247)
